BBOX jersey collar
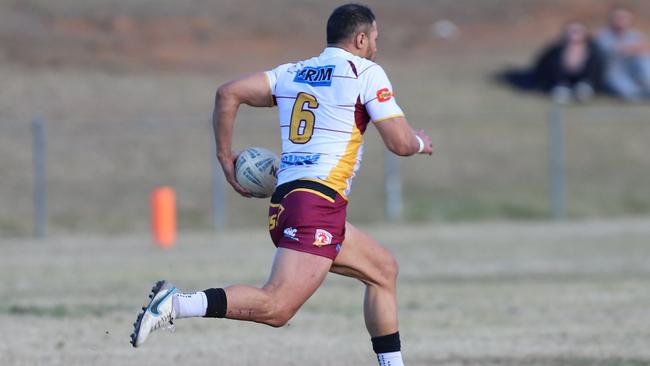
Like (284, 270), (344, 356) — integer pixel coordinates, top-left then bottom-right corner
(321, 47), (355, 58)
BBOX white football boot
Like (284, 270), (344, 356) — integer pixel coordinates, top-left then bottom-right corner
(130, 280), (178, 347)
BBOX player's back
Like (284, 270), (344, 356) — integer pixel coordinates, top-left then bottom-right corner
(266, 47), (403, 197)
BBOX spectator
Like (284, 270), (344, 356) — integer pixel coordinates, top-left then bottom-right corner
(596, 7), (650, 101)
(497, 21), (604, 104)
(534, 21), (604, 104)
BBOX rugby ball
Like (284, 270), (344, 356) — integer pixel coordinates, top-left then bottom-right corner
(235, 147), (280, 198)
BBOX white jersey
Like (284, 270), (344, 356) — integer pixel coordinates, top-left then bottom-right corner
(265, 47), (404, 197)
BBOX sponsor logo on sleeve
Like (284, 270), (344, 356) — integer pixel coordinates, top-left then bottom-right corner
(376, 88), (393, 103)
(313, 229), (333, 247)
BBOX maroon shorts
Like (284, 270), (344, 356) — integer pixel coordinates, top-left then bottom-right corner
(268, 180), (347, 260)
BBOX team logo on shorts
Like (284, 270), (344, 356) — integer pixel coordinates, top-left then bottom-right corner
(313, 229), (333, 247)
(376, 88), (393, 103)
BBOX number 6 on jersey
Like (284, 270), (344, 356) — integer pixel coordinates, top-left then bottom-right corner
(289, 92), (319, 144)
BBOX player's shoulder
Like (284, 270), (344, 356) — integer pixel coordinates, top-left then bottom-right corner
(311, 48), (384, 79)
(269, 55), (326, 80)
(349, 55), (377, 71)
(268, 50), (390, 85)
(270, 61), (301, 75)
(349, 57), (389, 82)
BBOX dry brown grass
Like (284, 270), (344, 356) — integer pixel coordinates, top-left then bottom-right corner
(1, 220), (649, 365)
(2, 2), (650, 365)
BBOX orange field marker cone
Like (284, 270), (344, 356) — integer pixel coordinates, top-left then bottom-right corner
(151, 186), (176, 248)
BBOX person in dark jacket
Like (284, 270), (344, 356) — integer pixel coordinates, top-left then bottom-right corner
(533, 21), (605, 103)
(498, 21), (605, 104)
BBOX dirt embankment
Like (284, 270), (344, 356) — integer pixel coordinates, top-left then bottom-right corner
(3, 0), (650, 72)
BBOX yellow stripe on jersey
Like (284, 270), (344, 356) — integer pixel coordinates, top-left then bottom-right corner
(371, 114), (405, 124)
(324, 124), (363, 197)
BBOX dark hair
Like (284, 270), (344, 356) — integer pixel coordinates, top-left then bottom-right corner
(326, 4), (375, 45)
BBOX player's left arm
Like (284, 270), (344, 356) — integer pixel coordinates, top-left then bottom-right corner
(374, 116), (432, 156)
(212, 72), (274, 197)
(364, 65), (432, 156)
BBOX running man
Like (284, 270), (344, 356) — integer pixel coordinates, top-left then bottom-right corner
(131, 4), (432, 366)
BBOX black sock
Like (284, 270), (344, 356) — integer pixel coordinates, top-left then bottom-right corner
(371, 331), (401, 353)
(203, 288), (227, 318)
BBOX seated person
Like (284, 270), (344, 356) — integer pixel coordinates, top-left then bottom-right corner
(596, 6), (650, 101)
(534, 21), (604, 103)
(498, 21), (604, 103)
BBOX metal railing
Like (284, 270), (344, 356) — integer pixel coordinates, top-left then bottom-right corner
(3, 104), (649, 237)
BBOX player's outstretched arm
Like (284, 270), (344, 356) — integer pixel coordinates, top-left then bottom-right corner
(212, 72), (274, 197)
(374, 116), (433, 156)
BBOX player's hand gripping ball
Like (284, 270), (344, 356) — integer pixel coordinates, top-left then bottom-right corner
(235, 147), (280, 198)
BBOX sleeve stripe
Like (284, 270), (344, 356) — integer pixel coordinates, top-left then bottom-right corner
(364, 97), (378, 105)
(263, 72), (273, 94)
(263, 72), (275, 106)
(371, 114), (405, 124)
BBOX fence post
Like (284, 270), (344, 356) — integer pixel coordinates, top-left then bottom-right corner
(32, 117), (47, 238)
(212, 151), (227, 230)
(384, 150), (403, 222)
(548, 104), (567, 219)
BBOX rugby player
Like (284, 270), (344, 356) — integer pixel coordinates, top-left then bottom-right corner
(131, 4), (432, 365)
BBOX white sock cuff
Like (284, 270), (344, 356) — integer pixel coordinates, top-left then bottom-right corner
(377, 351), (404, 366)
(173, 291), (208, 319)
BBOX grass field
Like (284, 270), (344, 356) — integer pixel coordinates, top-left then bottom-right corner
(2, 2), (650, 365)
(2, 219), (649, 365)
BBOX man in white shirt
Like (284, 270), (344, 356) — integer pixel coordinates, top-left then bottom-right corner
(131, 4), (432, 365)
(597, 6), (650, 100)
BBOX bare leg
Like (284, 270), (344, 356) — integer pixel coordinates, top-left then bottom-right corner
(224, 248), (332, 327)
(330, 222), (399, 337)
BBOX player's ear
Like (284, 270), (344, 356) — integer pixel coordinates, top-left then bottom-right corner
(355, 32), (366, 49)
